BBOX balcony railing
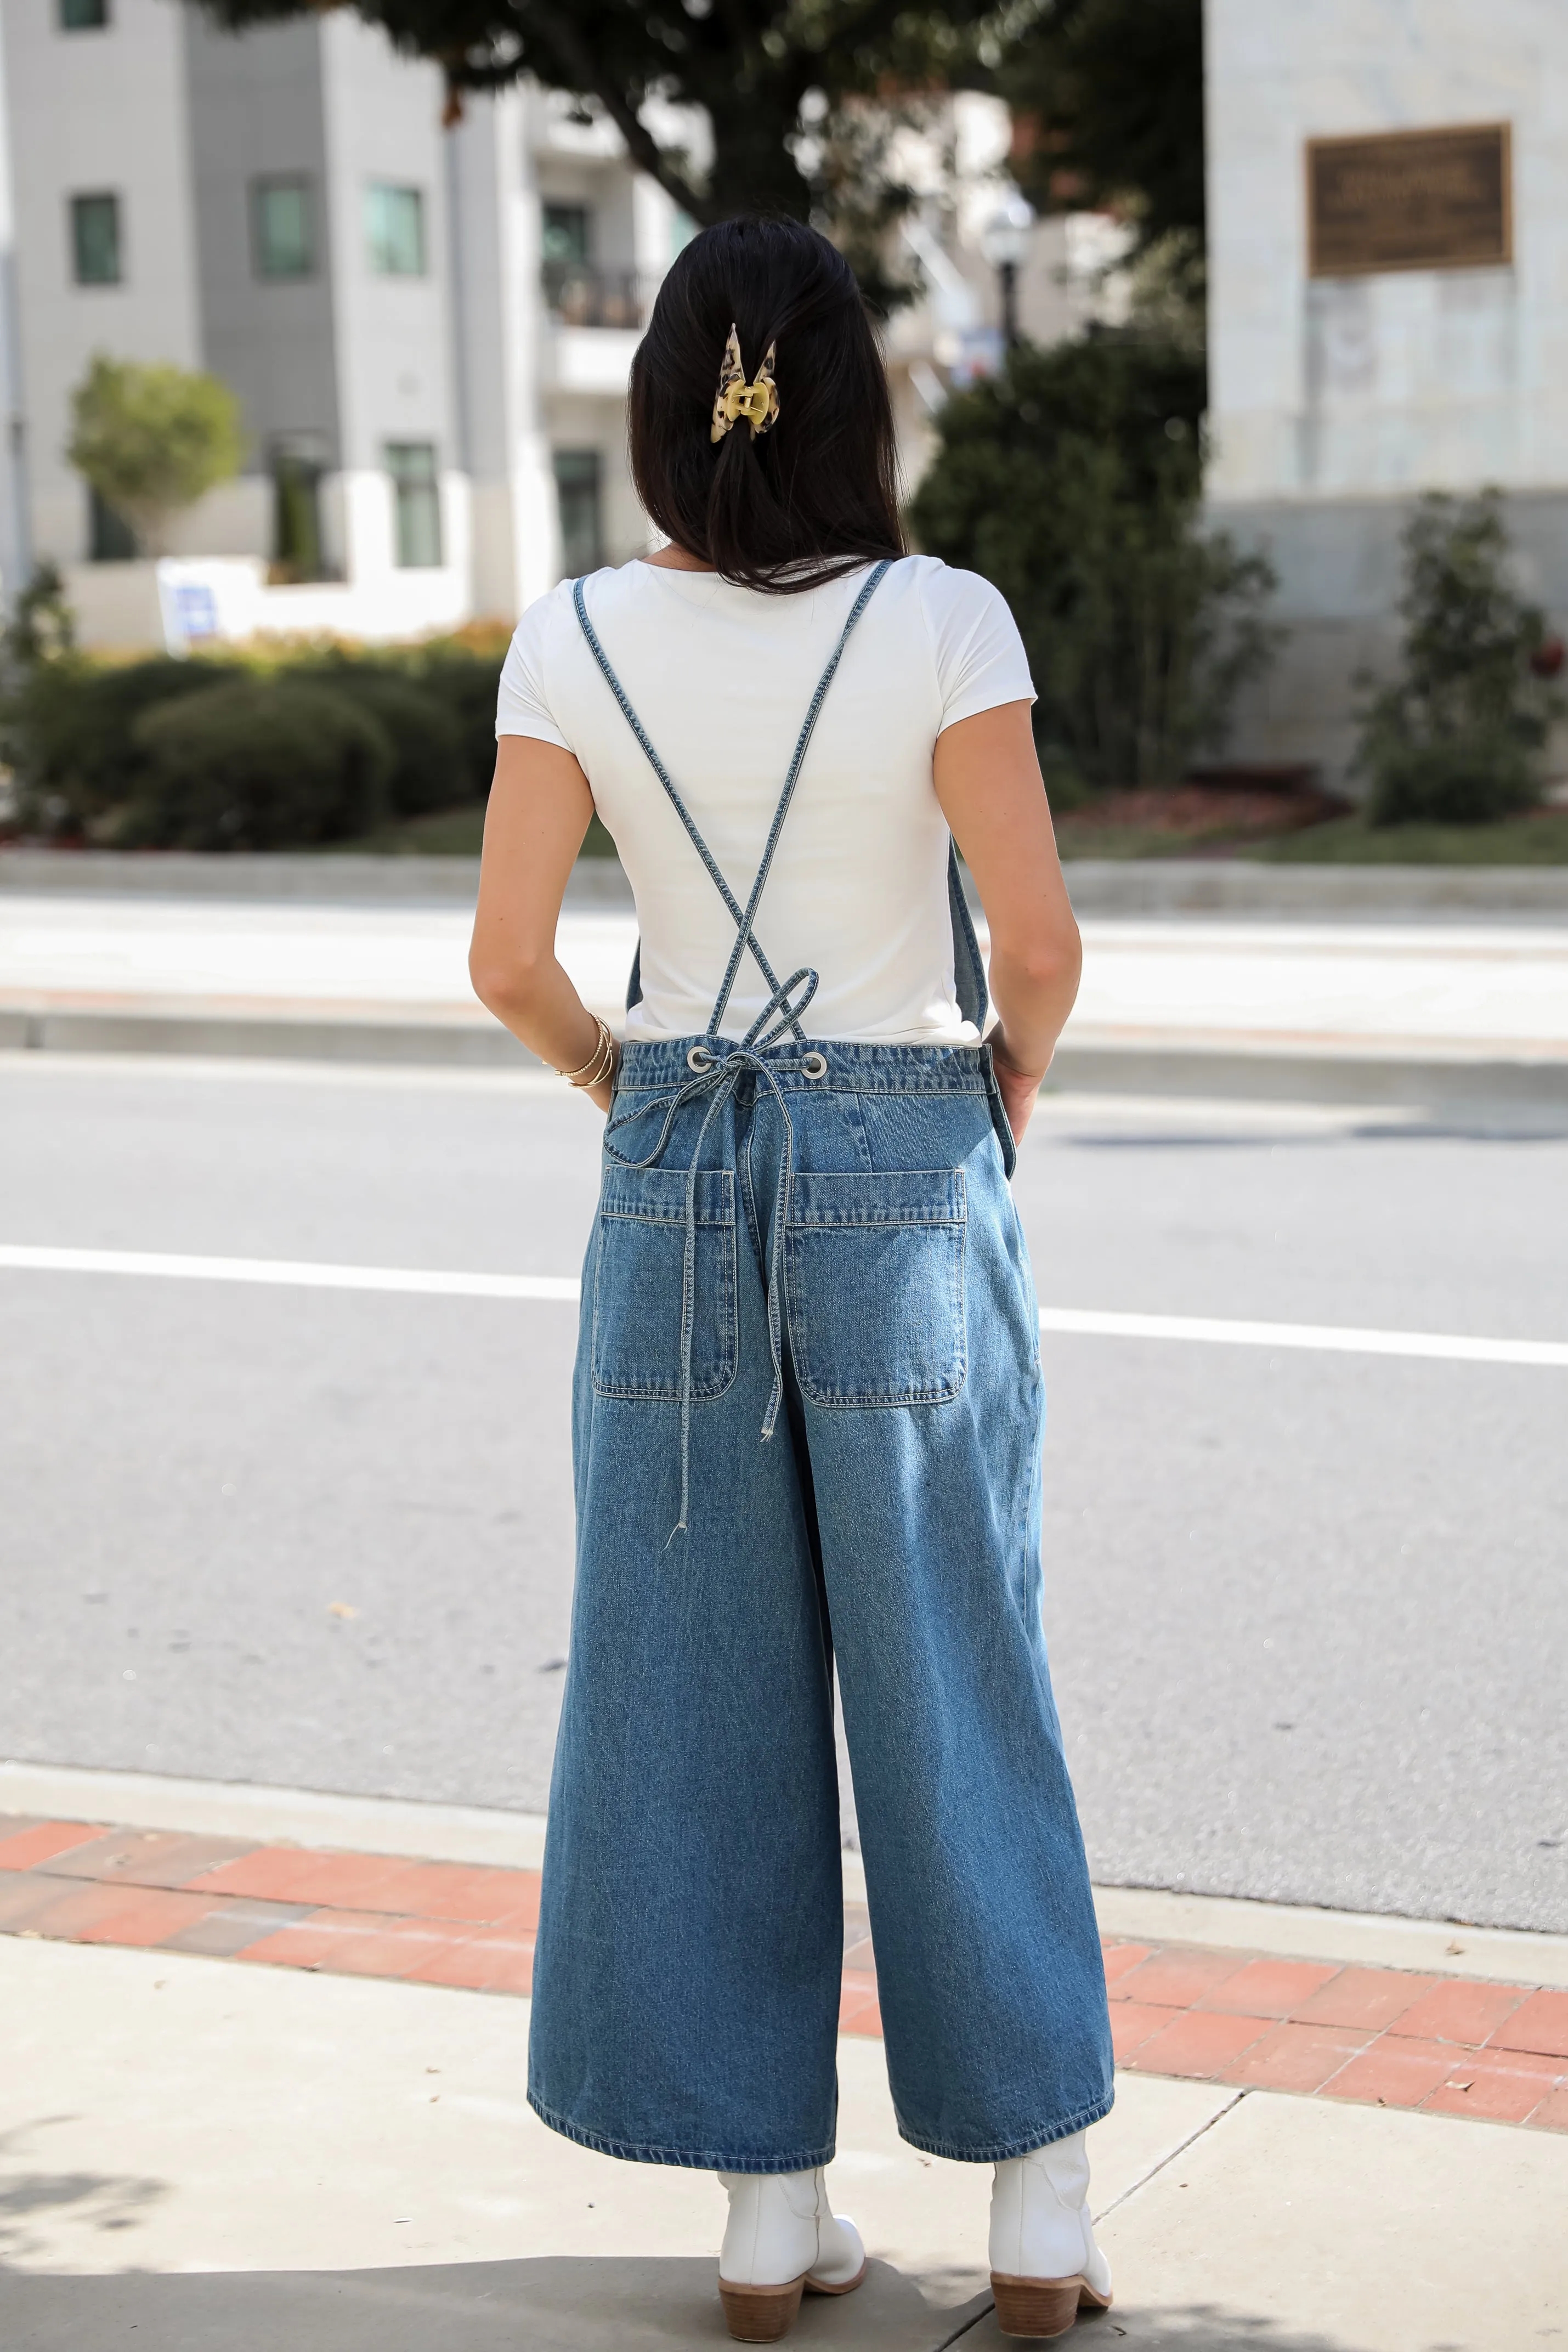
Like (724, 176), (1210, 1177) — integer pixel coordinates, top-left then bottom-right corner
(542, 263), (653, 330)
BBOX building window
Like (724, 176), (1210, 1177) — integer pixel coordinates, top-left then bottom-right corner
(71, 191), (121, 286)
(553, 449), (602, 576)
(59, 0), (110, 27)
(541, 201), (591, 312)
(270, 444), (327, 581)
(252, 178), (314, 280)
(386, 443), (441, 567)
(88, 485), (136, 561)
(365, 184), (425, 277)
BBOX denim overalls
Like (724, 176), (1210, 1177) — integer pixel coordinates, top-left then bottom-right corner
(527, 564), (1113, 2173)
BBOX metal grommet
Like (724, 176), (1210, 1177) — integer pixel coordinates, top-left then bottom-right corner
(800, 1051), (828, 1080)
(687, 1045), (715, 1073)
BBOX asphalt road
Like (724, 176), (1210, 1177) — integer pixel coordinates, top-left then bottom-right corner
(2, 1051), (1565, 1934)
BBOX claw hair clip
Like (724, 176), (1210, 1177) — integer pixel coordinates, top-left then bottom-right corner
(710, 324), (780, 443)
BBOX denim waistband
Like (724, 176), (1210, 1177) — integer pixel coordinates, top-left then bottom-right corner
(615, 1036), (992, 1097)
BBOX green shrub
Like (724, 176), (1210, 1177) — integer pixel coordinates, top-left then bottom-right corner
(4, 653), (244, 836)
(1, 621), (508, 847)
(399, 644), (506, 799)
(907, 332), (1277, 793)
(304, 666), (466, 816)
(120, 679), (393, 849)
(1357, 492), (1561, 826)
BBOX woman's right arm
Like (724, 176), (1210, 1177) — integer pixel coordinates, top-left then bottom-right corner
(468, 734), (619, 1110)
(932, 699), (1082, 1145)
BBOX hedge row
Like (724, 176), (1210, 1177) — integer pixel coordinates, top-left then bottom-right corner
(4, 629), (509, 850)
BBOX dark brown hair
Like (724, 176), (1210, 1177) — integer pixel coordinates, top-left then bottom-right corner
(627, 217), (905, 594)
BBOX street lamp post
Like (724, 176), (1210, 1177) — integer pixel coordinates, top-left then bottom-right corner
(980, 191), (1036, 351)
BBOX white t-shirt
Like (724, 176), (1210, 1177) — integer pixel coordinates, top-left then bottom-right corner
(494, 553), (1034, 1045)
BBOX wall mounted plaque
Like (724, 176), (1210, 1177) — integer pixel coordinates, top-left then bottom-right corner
(1306, 123), (1511, 277)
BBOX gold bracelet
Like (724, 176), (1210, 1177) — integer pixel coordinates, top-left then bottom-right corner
(576, 1027), (617, 1090)
(554, 1016), (616, 1088)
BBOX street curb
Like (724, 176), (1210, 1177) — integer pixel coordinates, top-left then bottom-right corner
(0, 1004), (538, 1066)
(5, 1760), (1566, 1984)
(6, 1002), (1568, 1113)
(7, 845), (1568, 918)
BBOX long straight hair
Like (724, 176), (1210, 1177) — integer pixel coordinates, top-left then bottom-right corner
(627, 217), (906, 594)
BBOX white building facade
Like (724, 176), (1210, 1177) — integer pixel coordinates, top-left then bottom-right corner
(0, 0), (1102, 647)
(1206, 0), (1568, 787)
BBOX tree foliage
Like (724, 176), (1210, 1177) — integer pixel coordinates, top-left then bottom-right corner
(1001, 0), (1203, 250)
(193, 0), (999, 243)
(909, 333), (1276, 794)
(67, 355), (245, 556)
(1356, 492), (1562, 826)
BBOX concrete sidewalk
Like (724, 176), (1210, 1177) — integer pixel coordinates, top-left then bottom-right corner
(2, 1931), (1563, 2351)
(3, 885), (1568, 1111)
(2, 1769), (1565, 2349)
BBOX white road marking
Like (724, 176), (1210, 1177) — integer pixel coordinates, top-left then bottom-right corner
(0, 1245), (579, 1302)
(2, 1242), (1566, 1367)
(1034, 1306), (1568, 1369)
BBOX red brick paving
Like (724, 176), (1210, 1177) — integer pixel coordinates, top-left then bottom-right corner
(1290, 1964), (1439, 2033)
(1122, 2008), (1269, 2079)
(1490, 1989), (1568, 2059)
(1318, 2035), (1466, 2110)
(2, 1811), (1564, 2133)
(1195, 1957), (1340, 2019)
(1220, 2020), (1372, 2095)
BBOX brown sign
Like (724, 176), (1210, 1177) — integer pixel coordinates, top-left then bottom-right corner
(1307, 123), (1511, 276)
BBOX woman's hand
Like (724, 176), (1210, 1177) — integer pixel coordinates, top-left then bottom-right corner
(988, 1031), (1046, 1146)
(584, 1041), (621, 1115)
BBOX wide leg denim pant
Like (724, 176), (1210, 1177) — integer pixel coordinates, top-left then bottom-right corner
(527, 1037), (1113, 2172)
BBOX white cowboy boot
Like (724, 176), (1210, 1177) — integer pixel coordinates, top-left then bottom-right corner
(717, 2166), (865, 2342)
(989, 2130), (1114, 2339)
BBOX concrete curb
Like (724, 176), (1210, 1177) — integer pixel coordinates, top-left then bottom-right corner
(7, 844), (1568, 918)
(6, 1001), (1568, 1113)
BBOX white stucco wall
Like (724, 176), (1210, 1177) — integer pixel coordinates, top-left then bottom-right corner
(1206, 0), (1568, 508)
(4, 0), (203, 564)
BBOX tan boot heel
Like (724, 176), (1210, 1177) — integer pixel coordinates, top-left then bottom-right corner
(992, 2271), (1110, 2338)
(718, 2275), (806, 2342)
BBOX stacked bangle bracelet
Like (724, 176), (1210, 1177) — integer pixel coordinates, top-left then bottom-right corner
(553, 1014), (618, 1090)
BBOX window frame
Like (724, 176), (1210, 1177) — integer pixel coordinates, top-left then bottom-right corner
(384, 440), (442, 569)
(364, 183), (427, 279)
(70, 190), (122, 287)
(251, 175), (315, 282)
(552, 446), (604, 578)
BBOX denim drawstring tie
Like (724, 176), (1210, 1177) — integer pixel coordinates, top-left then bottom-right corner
(575, 562), (891, 1536)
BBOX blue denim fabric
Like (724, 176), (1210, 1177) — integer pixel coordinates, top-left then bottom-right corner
(527, 1038), (1115, 2172)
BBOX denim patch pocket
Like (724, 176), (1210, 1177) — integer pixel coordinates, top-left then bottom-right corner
(785, 1168), (967, 1407)
(591, 1164), (738, 1402)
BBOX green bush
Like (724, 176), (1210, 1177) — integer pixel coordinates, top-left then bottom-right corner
(4, 653), (245, 836)
(907, 332), (1277, 793)
(1357, 492), (1561, 826)
(399, 643), (506, 799)
(119, 679), (393, 849)
(303, 666), (466, 816)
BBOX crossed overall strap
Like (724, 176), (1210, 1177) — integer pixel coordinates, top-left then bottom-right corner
(573, 561), (890, 1535)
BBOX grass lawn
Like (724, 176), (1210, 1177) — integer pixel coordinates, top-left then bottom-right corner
(1051, 807), (1568, 864)
(333, 801), (1568, 868)
(327, 807), (620, 858)
(1256, 810), (1568, 863)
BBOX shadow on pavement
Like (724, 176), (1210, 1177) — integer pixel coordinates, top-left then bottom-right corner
(0, 2255), (993, 2351)
(958, 2306), (1372, 2350)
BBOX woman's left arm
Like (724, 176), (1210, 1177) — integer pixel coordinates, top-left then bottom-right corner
(468, 735), (620, 1110)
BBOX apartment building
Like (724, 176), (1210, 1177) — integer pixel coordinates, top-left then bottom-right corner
(0, 0), (1100, 646)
